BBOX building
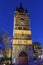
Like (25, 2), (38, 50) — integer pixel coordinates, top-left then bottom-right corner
(33, 42), (42, 60)
(12, 3), (32, 65)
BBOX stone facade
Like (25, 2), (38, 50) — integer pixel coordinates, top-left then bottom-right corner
(12, 3), (32, 65)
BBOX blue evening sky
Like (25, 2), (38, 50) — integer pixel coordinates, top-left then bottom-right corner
(0, 0), (43, 46)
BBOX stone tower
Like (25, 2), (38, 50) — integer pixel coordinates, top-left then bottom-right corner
(12, 3), (32, 65)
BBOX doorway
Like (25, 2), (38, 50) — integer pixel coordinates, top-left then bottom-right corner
(18, 51), (28, 65)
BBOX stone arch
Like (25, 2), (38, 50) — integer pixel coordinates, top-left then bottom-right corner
(19, 51), (28, 56)
(18, 51), (28, 65)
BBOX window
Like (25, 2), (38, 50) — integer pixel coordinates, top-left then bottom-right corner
(23, 27), (30, 30)
(23, 27), (27, 30)
(18, 27), (22, 30)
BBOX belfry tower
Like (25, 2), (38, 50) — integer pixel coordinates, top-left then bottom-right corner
(12, 3), (32, 65)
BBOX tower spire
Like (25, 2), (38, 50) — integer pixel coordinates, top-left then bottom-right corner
(20, 2), (23, 8)
(17, 2), (24, 13)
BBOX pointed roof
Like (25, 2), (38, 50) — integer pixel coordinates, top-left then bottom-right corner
(18, 3), (24, 13)
(16, 3), (28, 13)
(25, 8), (28, 13)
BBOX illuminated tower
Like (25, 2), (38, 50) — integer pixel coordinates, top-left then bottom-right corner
(12, 3), (32, 65)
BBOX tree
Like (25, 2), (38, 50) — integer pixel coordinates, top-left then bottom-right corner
(0, 32), (12, 49)
(0, 32), (5, 50)
(0, 32), (12, 57)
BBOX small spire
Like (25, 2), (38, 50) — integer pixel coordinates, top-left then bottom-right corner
(25, 8), (28, 13)
(20, 2), (23, 9)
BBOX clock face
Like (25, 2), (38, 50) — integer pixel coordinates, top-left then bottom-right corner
(21, 18), (25, 22)
(20, 18), (25, 25)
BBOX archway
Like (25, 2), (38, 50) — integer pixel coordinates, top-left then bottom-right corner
(18, 51), (28, 65)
